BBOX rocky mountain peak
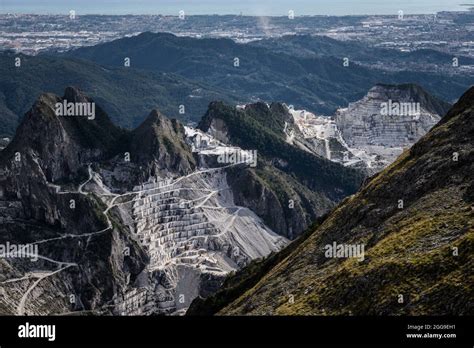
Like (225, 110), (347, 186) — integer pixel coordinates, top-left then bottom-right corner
(1, 87), (197, 183)
(1, 87), (125, 182)
(130, 109), (196, 176)
(244, 101), (270, 113)
(369, 83), (451, 116)
(63, 86), (90, 103)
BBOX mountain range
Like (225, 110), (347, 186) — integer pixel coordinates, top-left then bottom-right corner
(63, 32), (471, 111)
(2, 31), (472, 138)
(0, 29), (472, 317)
(0, 87), (362, 315)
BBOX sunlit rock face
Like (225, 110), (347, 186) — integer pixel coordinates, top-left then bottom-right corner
(284, 84), (449, 173)
(335, 84), (442, 148)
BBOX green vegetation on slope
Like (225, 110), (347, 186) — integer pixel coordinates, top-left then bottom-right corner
(0, 51), (239, 136)
(66, 32), (469, 115)
(199, 101), (364, 201)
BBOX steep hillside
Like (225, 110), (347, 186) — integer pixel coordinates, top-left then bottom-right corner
(189, 86), (474, 316)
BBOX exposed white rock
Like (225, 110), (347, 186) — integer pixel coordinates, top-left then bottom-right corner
(283, 85), (443, 172)
(335, 85), (440, 148)
(112, 126), (287, 315)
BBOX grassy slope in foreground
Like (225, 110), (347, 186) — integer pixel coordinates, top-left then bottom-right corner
(202, 87), (474, 316)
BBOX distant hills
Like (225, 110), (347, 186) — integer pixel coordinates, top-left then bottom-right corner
(63, 32), (471, 112)
(249, 34), (474, 68)
(2, 32), (472, 139)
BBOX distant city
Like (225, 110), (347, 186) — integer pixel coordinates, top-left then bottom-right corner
(1, 10), (473, 77)
(1, 0), (472, 16)
(0, 12), (472, 56)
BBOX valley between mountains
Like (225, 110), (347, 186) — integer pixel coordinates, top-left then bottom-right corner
(0, 83), (471, 316)
(0, 85), (360, 315)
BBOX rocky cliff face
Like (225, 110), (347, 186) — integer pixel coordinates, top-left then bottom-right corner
(0, 88), (291, 315)
(335, 84), (449, 147)
(0, 88), (147, 315)
(129, 110), (196, 176)
(190, 86), (474, 316)
(284, 84), (451, 173)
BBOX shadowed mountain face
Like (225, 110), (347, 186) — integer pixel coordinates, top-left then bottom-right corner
(0, 88), (365, 315)
(2, 87), (124, 182)
(187, 86), (474, 316)
(64, 32), (471, 115)
(129, 109), (197, 175)
(0, 88), (150, 315)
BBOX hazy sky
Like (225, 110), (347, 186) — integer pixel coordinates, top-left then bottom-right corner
(0, 0), (470, 16)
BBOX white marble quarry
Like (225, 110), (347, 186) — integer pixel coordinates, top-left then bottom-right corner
(289, 109), (338, 140)
(106, 128), (288, 315)
(114, 287), (151, 316)
(284, 85), (442, 172)
(334, 85), (440, 148)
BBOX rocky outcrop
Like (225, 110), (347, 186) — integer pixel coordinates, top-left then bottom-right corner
(129, 109), (197, 179)
(3, 87), (125, 182)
